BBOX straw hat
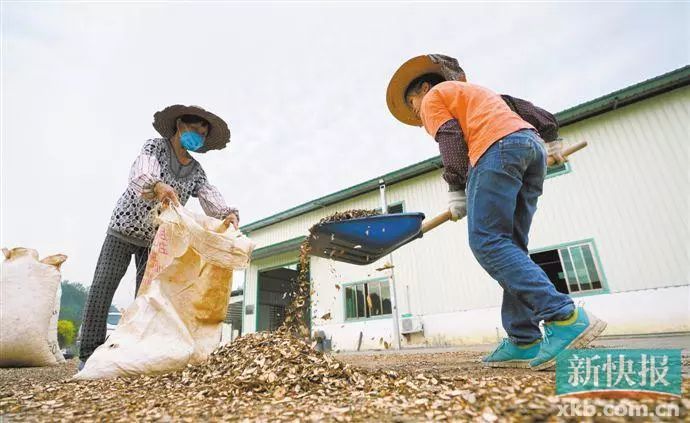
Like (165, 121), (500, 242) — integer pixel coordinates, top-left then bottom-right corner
(153, 105), (231, 153)
(386, 54), (465, 126)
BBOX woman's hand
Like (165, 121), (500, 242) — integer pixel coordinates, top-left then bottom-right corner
(223, 212), (239, 230)
(153, 182), (180, 206)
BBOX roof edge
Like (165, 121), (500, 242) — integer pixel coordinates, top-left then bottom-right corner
(242, 156), (442, 232)
(251, 236), (305, 260)
(556, 65), (690, 126)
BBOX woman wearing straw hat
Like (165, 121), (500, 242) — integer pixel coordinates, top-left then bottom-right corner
(386, 55), (606, 371)
(78, 105), (239, 368)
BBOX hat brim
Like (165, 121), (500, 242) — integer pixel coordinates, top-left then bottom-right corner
(153, 105), (230, 153)
(386, 55), (446, 127)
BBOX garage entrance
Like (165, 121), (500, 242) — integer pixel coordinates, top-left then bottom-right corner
(256, 263), (310, 332)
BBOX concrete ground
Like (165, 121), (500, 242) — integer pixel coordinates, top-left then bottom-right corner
(337, 333), (690, 376)
(337, 333), (690, 354)
(336, 332), (690, 355)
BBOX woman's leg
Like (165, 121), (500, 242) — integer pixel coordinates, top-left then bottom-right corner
(79, 234), (135, 362)
(133, 246), (150, 296)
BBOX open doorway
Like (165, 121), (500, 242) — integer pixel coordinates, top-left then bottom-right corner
(257, 263), (310, 332)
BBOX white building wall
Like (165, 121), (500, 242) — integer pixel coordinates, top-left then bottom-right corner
(247, 168), (505, 315)
(244, 87), (690, 347)
(538, 88), (689, 293)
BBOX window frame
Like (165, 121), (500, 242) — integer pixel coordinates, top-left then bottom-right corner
(530, 238), (609, 297)
(342, 277), (393, 322)
(545, 162), (572, 179)
(375, 201), (405, 214)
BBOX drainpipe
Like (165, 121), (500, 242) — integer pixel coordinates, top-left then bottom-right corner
(379, 179), (402, 350)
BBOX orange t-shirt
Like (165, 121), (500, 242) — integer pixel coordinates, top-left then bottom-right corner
(420, 81), (534, 165)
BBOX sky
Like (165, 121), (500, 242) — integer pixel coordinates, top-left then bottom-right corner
(1, 1), (688, 308)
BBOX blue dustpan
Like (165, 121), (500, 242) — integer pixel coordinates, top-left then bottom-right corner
(308, 211), (451, 265)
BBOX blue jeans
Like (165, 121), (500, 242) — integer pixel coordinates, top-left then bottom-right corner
(466, 129), (574, 344)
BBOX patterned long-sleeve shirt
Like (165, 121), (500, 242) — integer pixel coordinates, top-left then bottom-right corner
(437, 95), (559, 191)
(108, 138), (239, 247)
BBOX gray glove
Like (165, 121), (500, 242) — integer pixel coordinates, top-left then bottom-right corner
(448, 190), (467, 221)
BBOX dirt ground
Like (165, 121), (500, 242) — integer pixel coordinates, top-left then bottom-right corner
(1, 347), (688, 422)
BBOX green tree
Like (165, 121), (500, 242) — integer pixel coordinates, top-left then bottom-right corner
(57, 319), (76, 347)
(59, 280), (88, 329)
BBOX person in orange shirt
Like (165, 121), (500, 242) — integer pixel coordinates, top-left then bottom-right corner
(386, 55), (606, 370)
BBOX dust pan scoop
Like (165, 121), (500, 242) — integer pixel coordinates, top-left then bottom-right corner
(307, 213), (425, 265)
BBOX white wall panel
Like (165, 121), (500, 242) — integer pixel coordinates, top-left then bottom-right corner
(532, 87), (689, 293)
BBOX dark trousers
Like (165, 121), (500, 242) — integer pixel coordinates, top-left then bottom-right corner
(79, 234), (149, 361)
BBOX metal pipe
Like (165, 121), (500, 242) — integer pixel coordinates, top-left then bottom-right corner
(379, 179), (402, 350)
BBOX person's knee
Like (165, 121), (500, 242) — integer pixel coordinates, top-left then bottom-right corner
(469, 232), (494, 265)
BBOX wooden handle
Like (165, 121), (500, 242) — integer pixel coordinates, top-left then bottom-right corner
(421, 210), (453, 234)
(547, 141), (588, 166)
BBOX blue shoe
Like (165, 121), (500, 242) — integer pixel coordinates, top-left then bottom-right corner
(482, 338), (541, 368)
(529, 307), (607, 371)
(78, 360), (85, 371)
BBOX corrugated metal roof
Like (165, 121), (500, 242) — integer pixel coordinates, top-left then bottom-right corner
(241, 65), (690, 234)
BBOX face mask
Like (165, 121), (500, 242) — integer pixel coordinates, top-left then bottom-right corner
(180, 131), (204, 152)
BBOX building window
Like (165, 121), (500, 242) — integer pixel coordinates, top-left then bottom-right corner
(545, 162), (571, 179)
(376, 202), (404, 214)
(530, 240), (605, 295)
(344, 279), (392, 320)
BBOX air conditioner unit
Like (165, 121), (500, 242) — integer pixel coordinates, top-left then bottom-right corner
(400, 315), (423, 334)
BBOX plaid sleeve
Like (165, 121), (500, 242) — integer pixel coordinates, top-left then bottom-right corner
(501, 94), (559, 142)
(193, 170), (239, 221)
(128, 139), (163, 198)
(435, 119), (469, 192)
